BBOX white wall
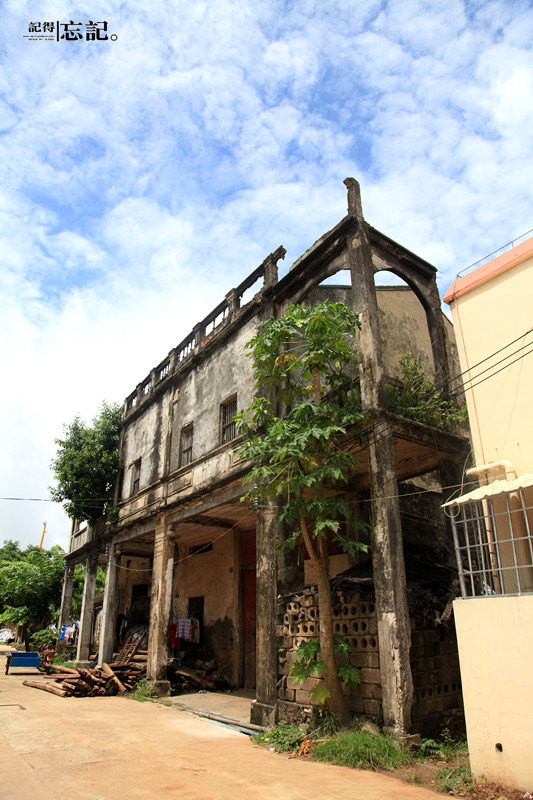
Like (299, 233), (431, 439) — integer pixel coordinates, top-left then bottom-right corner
(453, 595), (533, 790)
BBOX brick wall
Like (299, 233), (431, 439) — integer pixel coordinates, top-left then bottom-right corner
(276, 586), (464, 734)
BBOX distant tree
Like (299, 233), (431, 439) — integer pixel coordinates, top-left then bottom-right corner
(236, 300), (368, 723)
(0, 539), (24, 562)
(70, 562), (107, 619)
(50, 402), (122, 524)
(0, 544), (65, 649)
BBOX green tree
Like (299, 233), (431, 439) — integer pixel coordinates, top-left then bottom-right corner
(0, 544), (65, 649)
(236, 300), (368, 723)
(70, 562), (107, 619)
(50, 402), (122, 523)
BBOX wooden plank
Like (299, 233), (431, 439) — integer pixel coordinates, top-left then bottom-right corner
(22, 680), (69, 697)
(101, 663), (127, 694)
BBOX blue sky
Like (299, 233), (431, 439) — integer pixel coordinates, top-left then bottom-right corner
(1, 0), (532, 549)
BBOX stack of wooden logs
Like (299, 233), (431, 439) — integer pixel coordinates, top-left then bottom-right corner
(22, 661), (147, 698)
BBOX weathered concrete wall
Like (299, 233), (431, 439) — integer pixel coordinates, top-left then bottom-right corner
(173, 534), (236, 679)
(120, 388), (173, 499)
(304, 553), (350, 585)
(376, 287), (434, 378)
(169, 319), (257, 473)
(117, 557), (152, 618)
(304, 284), (441, 379)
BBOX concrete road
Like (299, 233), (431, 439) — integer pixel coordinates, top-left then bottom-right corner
(0, 659), (440, 800)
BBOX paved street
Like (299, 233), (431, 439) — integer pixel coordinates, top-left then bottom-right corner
(0, 652), (441, 800)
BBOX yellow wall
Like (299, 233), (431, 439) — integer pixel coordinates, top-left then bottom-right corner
(447, 245), (533, 476)
(453, 595), (533, 790)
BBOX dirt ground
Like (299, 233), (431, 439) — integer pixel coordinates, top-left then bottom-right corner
(0, 652), (525, 800)
(0, 656), (441, 800)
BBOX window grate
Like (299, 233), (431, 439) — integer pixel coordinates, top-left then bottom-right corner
(449, 489), (533, 597)
(221, 395), (237, 444)
(131, 459), (141, 495)
(180, 424), (194, 466)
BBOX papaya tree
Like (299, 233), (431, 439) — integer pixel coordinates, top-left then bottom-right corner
(236, 300), (368, 723)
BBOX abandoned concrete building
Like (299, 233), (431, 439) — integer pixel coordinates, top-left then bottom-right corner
(61, 179), (469, 734)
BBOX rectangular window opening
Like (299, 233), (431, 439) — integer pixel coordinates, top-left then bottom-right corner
(190, 542), (213, 555)
(180, 423), (194, 466)
(221, 395), (237, 444)
(131, 458), (141, 495)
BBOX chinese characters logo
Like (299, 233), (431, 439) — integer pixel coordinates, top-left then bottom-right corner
(24, 21), (117, 42)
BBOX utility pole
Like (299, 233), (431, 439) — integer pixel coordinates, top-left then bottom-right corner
(39, 522), (47, 548)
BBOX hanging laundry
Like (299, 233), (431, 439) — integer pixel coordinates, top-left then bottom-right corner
(177, 617), (193, 641)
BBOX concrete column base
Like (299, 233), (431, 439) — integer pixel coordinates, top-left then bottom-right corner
(152, 680), (171, 698)
(250, 701), (276, 728)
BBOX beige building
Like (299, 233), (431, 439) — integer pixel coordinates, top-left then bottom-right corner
(444, 237), (533, 790)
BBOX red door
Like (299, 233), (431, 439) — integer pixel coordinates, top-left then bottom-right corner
(242, 569), (256, 689)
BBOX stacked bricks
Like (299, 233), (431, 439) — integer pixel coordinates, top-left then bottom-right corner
(277, 587), (382, 718)
(410, 618), (464, 736)
(277, 586), (464, 734)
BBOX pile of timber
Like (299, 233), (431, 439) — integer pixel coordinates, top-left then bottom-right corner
(22, 662), (146, 698)
(169, 659), (230, 694)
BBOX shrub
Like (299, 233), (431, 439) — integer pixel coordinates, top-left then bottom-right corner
(387, 353), (467, 432)
(253, 721), (308, 753)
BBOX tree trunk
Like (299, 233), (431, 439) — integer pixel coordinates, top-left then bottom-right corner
(316, 544), (350, 724)
(300, 515), (350, 724)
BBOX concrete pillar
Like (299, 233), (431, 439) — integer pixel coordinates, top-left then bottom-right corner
(345, 177), (414, 733)
(367, 434), (414, 733)
(250, 498), (278, 727)
(262, 246), (286, 289)
(147, 517), (174, 696)
(77, 555), (99, 661)
(225, 288), (240, 317)
(57, 564), (75, 649)
(276, 521), (304, 596)
(98, 542), (119, 666)
(193, 322), (206, 352)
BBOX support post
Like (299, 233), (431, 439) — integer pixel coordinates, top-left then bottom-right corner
(250, 498), (278, 727)
(57, 564), (75, 651)
(345, 177), (414, 733)
(147, 516), (174, 696)
(98, 542), (119, 666)
(77, 554), (99, 661)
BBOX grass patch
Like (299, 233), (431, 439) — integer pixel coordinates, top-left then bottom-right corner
(435, 756), (473, 794)
(310, 729), (413, 771)
(130, 677), (156, 702)
(254, 721), (308, 753)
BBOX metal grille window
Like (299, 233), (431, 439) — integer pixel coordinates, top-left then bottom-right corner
(221, 395), (237, 444)
(131, 459), (141, 495)
(180, 424), (194, 466)
(444, 477), (533, 597)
